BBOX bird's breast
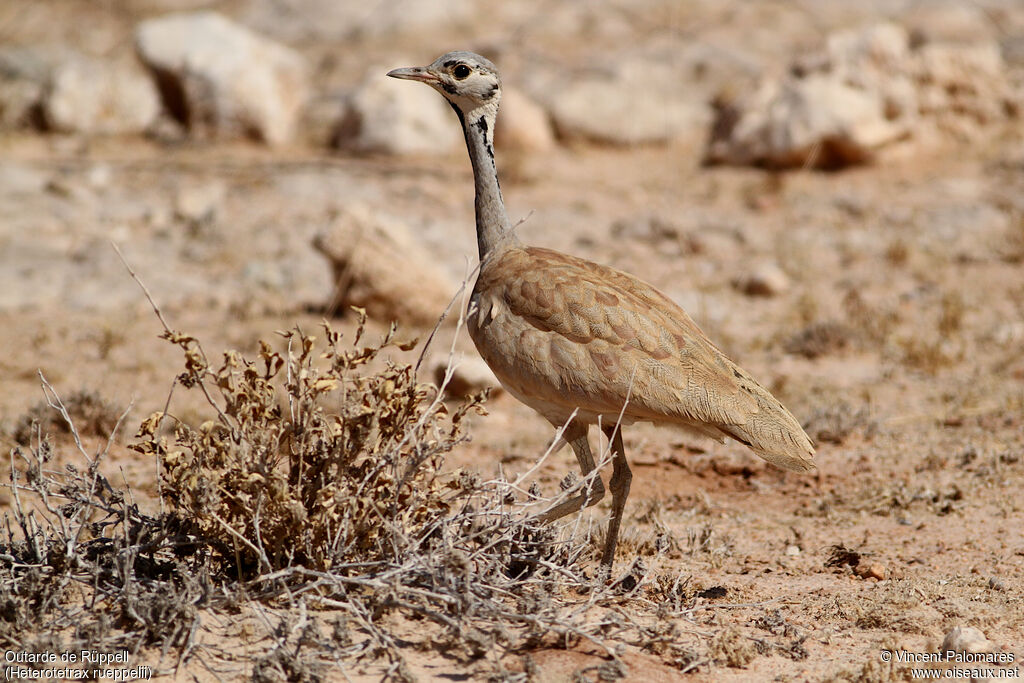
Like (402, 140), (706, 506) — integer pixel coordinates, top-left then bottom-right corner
(468, 281), (644, 425)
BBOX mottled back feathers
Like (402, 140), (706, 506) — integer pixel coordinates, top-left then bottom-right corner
(470, 246), (815, 473)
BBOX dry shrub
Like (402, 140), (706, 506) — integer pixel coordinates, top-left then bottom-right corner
(132, 314), (484, 573)
(896, 291), (966, 373)
(843, 289), (899, 346)
(835, 658), (910, 683)
(784, 320), (856, 359)
(11, 389), (123, 445)
(1, 392), (199, 655)
(802, 396), (872, 445)
(709, 627), (756, 668)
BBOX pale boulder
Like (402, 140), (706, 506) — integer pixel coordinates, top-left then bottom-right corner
(941, 626), (996, 655)
(706, 22), (1017, 168)
(494, 87), (555, 154)
(733, 263), (790, 298)
(43, 56), (160, 135)
(334, 67), (460, 155)
(312, 204), (456, 328)
(135, 11), (309, 145)
(0, 47), (64, 129)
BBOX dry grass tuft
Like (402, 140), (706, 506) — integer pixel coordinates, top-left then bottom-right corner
(132, 314), (483, 574)
(709, 627), (756, 668)
(11, 389), (124, 445)
(784, 320), (856, 359)
(897, 290), (966, 373)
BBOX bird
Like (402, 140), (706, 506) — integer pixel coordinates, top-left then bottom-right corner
(388, 52), (816, 573)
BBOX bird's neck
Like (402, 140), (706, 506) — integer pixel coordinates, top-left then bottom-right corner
(457, 102), (517, 261)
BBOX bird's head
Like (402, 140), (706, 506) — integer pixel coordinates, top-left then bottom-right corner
(387, 51), (501, 116)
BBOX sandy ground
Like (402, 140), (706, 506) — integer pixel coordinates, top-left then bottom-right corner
(2, 1), (1024, 681)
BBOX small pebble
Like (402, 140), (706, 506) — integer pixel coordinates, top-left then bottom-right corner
(785, 544), (801, 556)
(854, 562), (887, 580)
(734, 263), (790, 297)
(175, 181), (226, 224)
(942, 625), (995, 654)
(987, 576), (1005, 591)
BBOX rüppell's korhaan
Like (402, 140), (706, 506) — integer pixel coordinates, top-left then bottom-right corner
(388, 52), (816, 574)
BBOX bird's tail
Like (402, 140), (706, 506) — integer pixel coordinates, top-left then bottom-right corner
(720, 381), (816, 473)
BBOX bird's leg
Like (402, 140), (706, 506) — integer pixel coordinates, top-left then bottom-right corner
(534, 421), (605, 524)
(599, 424), (632, 571)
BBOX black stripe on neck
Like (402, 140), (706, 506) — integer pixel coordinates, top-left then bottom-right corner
(475, 116), (495, 161)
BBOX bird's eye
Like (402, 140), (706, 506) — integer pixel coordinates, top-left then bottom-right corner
(453, 64), (471, 79)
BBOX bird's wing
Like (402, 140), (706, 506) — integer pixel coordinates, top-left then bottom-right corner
(478, 247), (814, 471)
(485, 247), (753, 422)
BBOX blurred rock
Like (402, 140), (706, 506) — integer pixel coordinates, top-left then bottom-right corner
(903, 1), (995, 45)
(43, 56), (159, 135)
(334, 67), (459, 155)
(495, 88), (555, 153)
(85, 164), (113, 190)
(734, 263), (790, 297)
(916, 42), (1013, 134)
(174, 181), (226, 224)
(0, 47), (63, 128)
(135, 11), (310, 145)
(993, 322), (1024, 347)
(543, 58), (710, 145)
(312, 204), (456, 327)
(243, 0), (474, 43)
(853, 562), (887, 580)
(429, 355), (502, 398)
(941, 625), (995, 655)
(706, 23), (1018, 169)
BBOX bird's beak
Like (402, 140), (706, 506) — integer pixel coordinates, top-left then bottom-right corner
(386, 66), (438, 83)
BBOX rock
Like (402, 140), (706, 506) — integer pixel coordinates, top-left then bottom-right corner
(242, 0), (474, 43)
(135, 11), (310, 145)
(174, 181), (226, 224)
(734, 263), (790, 297)
(494, 87), (555, 153)
(312, 204), (456, 327)
(706, 23), (1017, 169)
(903, 1), (996, 45)
(0, 47), (60, 128)
(941, 626), (995, 655)
(85, 164), (113, 190)
(915, 42), (1013, 133)
(544, 58), (709, 145)
(334, 66), (460, 155)
(429, 355), (502, 398)
(854, 562), (887, 581)
(43, 56), (159, 135)
(708, 24), (914, 168)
